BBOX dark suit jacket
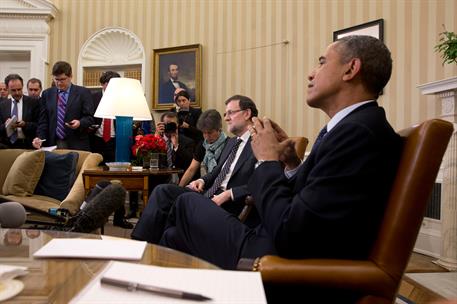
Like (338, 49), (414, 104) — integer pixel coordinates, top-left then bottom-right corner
(171, 106), (203, 143)
(172, 134), (195, 175)
(91, 91), (103, 126)
(202, 137), (258, 222)
(159, 79), (189, 103)
(37, 84), (94, 151)
(244, 102), (402, 260)
(0, 96), (40, 147)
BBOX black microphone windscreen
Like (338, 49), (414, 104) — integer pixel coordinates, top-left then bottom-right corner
(80, 180), (112, 210)
(0, 202), (27, 228)
(71, 184), (126, 233)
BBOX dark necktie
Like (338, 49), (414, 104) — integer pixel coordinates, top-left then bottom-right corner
(205, 138), (243, 198)
(166, 139), (174, 168)
(10, 100), (18, 143)
(311, 126), (328, 153)
(56, 91), (67, 140)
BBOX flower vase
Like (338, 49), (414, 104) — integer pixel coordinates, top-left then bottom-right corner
(142, 153), (151, 169)
(149, 152), (160, 169)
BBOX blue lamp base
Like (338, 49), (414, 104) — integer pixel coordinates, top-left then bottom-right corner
(115, 116), (133, 162)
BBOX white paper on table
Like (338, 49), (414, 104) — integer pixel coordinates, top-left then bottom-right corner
(33, 239), (147, 261)
(70, 261), (267, 303)
(0, 264), (28, 281)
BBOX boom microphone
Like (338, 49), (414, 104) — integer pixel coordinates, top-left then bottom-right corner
(79, 180), (112, 210)
(0, 201), (27, 228)
(70, 184), (126, 233)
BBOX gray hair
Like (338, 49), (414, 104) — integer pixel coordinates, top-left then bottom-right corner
(336, 35), (392, 98)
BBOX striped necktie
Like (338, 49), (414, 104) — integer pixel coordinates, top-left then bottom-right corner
(205, 138), (243, 198)
(56, 90), (67, 140)
(10, 100), (18, 143)
(166, 139), (173, 168)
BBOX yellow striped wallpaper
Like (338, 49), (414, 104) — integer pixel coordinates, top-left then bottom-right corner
(48, 0), (456, 146)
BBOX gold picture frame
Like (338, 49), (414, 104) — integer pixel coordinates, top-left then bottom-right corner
(152, 44), (202, 110)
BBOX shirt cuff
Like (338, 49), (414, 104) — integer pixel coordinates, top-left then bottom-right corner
(284, 165), (300, 179)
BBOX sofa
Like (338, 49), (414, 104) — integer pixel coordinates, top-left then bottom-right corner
(0, 149), (102, 218)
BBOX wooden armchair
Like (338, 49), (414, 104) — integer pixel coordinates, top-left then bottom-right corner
(237, 119), (453, 303)
(238, 136), (308, 222)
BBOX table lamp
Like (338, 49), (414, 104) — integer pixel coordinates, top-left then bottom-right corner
(94, 78), (152, 162)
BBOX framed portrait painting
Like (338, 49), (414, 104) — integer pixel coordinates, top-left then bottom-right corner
(152, 44), (202, 110)
(333, 19), (384, 42)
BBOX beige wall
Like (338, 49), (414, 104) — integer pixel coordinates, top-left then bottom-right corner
(48, 0), (456, 147)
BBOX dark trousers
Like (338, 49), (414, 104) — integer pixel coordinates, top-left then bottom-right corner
(8, 138), (32, 149)
(131, 184), (193, 243)
(90, 135), (115, 163)
(159, 192), (276, 270)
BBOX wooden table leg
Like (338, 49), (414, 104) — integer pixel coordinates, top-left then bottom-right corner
(143, 176), (149, 206)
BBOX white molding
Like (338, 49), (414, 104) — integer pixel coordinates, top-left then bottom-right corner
(77, 27), (146, 88)
(417, 76), (457, 95)
(0, 0), (56, 83)
(0, 0), (57, 21)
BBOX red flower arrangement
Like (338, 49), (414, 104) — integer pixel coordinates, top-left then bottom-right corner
(131, 134), (167, 157)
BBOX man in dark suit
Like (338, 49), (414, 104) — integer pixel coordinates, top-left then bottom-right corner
(155, 111), (195, 174)
(159, 35), (403, 285)
(158, 63), (190, 103)
(0, 74), (39, 149)
(0, 82), (9, 100)
(89, 71), (120, 163)
(33, 61), (94, 151)
(26, 78), (42, 99)
(131, 95), (259, 243)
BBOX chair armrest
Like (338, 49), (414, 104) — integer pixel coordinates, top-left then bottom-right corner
(257, 255), (396, 297)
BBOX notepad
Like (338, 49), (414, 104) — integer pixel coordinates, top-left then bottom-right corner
(5, 115), (17, 137)
(33, 239), (147, 261)
(70, 261), (267, 303)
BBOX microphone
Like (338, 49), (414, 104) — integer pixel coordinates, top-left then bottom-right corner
(80, 180), (112, 210)
(70, 183), (126, 233)
(0, 201), (27, 228)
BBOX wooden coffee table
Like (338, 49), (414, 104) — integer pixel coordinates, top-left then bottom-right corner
(83, 167), (183, 206)
(0, 228), (218, 303)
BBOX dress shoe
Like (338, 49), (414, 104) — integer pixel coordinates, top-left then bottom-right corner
(113, 219), (133, 229)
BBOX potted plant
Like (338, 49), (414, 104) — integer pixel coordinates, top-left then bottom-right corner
(435, 26), (457, 65)
(131, 134), (167, 168)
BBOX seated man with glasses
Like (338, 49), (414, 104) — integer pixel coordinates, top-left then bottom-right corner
(33, 61), (94, 151)
(132, 95), (260, 244)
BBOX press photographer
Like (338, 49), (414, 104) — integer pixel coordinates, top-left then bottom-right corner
(171, 89), (203, 143)
(155, 112), (195, 183)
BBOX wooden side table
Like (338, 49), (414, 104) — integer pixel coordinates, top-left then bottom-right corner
(83, 167), (183, 206)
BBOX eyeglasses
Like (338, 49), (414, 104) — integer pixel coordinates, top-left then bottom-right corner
(54, 77), (69, 83)
(223, 109), (245, 118)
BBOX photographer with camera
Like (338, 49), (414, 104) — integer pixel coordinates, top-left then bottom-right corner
(155, 111), (195, 184)
(171, 89), (203, 144)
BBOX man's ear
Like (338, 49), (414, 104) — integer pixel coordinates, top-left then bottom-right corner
(342, 58), (361, 81)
